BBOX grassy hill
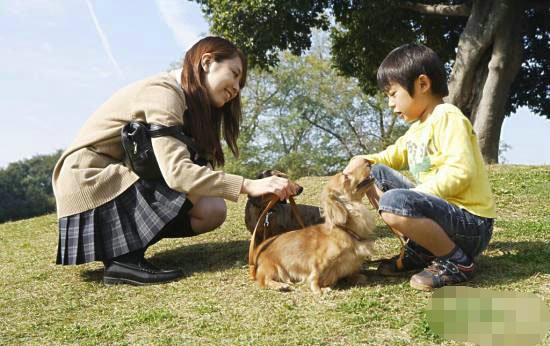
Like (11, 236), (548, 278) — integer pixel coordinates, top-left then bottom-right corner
(1, 165), (548, 345)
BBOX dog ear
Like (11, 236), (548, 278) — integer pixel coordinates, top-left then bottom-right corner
(322, 188), (349, 227)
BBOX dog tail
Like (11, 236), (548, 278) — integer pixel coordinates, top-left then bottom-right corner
(248, 195), (279, 279)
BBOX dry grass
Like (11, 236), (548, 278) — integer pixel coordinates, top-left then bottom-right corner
(0, 165), (549, 345)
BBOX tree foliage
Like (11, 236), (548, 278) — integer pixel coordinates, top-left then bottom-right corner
(197, 0), (548, 118)
(223, 40), (407, 178)
(508, 6), (550, 117)
(0, 151), (61, 223)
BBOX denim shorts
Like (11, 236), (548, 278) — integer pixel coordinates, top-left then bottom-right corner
(372, 164), (494, 258)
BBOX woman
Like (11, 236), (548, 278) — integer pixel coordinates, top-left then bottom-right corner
(52, 36), (296, 285)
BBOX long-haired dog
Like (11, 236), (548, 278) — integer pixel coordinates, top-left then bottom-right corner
(244, 170), (324, 240)
(248, 159), (376, 293)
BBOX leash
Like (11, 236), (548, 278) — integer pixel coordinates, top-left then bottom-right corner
(390, 229), (407, 270)
(361, 233), (407, 269)
(335, 224), (364, 242)
(288, 196), (306, 229)
(248, 194), (306, 277)
(248, 194), (279, 267)
(361, 171), (407, 269)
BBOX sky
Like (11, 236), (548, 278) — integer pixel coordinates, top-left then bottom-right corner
(0, 0), (549, 168)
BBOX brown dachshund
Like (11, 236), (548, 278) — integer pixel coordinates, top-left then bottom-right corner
(249, 159), (376, 293)
(244, 170), (324, 240)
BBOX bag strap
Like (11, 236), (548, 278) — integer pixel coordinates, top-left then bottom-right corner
(148, 123), (211, 166)
(148, 124), (195, 150)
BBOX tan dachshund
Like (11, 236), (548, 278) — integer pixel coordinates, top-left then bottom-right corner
(249, 159), (376, 293)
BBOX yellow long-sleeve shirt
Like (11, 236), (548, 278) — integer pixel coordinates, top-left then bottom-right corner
(357, 103), (496, 218)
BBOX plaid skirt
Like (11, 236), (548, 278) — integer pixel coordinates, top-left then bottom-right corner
(56, 179), (187, 265)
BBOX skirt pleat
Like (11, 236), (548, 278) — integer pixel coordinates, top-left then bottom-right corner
(56, 218), (67, 264)
(56, 179), (186, 265)
(81, 209), (98, 263)
(66, 215), (80, 264)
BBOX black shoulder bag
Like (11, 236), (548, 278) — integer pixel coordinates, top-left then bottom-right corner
(121, 121), (211, 181)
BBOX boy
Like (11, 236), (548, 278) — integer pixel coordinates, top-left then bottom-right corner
(344, 43), (495, 291)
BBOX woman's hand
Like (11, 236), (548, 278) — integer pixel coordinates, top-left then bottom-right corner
(241, 176), (298, 200)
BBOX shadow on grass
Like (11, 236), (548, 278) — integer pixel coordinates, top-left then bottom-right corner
(372, 225), (398, 240)
(81, 238), (548, 289)
(80, 240), (249, 283)
(344, 239), (550, 290)
(473, 240), (550, 286)
(151, 240), (249, 274)
(81, 268), (104, 282)
(338, 269), (411, 290)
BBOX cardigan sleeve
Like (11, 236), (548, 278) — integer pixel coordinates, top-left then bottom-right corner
(131, 76), (244, 202)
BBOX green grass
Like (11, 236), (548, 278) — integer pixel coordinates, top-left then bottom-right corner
(1, 165), (549, 345)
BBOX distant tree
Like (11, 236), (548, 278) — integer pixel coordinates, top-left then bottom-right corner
(0, 151), (61, 223)
(195, 0), (549, 163)
(224, 39), (407, 178)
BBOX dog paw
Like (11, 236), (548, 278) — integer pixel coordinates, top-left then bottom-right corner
(265, 279), (293, 292)
(278, 283), (293, 292)
(321, 287), (333, 294)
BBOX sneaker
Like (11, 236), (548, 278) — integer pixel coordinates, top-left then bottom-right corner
(377, 242), (435, 276)
(409, 258), (475, 291)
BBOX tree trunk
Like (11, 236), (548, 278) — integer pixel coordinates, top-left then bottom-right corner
(447, 0), (523, 163)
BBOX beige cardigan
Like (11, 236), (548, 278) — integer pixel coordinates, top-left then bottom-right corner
(52, 71), (244, 218)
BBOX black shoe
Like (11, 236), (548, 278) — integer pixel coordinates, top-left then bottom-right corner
(377, 242), (435, 276)
(103, 258), (184, 286)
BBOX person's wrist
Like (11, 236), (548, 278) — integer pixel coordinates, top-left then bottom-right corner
(241, 178), (251, 194)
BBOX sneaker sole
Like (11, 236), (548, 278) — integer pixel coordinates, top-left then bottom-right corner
(409, 276), (475, 291)
(409, 279), (435, 291)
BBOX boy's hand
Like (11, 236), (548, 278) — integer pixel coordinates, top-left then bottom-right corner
(343, 157), (368, 176)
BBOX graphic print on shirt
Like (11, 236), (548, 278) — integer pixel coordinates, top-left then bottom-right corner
(407, 139), (432, 182)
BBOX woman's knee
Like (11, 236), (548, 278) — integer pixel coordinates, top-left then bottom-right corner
(190, 197), (227, 232)
(208, 197), (227, 225)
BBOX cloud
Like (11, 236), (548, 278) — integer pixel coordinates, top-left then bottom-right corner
(85, 0), (123, 78)
(41, 41), (53, 53)
(155, 0), (210, 50)
(4, 0), (64, 17)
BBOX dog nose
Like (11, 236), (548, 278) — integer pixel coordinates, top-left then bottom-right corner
(296, 185), (304, 195)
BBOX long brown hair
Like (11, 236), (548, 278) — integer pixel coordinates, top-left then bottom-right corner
(180, 36), (247, 168)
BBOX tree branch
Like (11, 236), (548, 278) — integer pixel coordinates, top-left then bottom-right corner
(301, 113), (343, 142)
(300, 112), (354, 156)
(343, 112), (368, 152)
(399, 1), (471, 17)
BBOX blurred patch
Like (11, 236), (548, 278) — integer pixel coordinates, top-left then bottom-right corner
(426, 286), (550, 346)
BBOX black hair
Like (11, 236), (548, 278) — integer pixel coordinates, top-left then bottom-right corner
(377, 43), (448, 97)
